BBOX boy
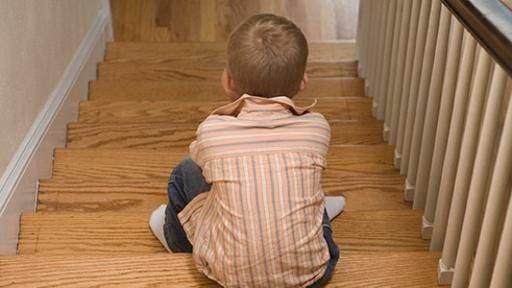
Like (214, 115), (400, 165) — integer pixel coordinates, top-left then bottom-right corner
(149, 14), (345, 287)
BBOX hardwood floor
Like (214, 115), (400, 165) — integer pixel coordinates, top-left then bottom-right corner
(0, 4), (444, 286)
(111, 0), (359, 42)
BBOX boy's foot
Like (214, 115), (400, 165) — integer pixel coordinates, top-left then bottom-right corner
(325, 196), (345, 221)
(149, 204), (172, 252)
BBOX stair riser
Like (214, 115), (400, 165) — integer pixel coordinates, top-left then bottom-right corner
(89, 78), (365, 101)
(104, 42), (357, 63)
(38, 175), (406, 213)
(98, 61), (358, 82)
(78, 98), (373, 124)
(67, 121), (384, 149)
(19, 210), (426, 255)
(51, 146), (398, 180)
(0, 252), (440, 287)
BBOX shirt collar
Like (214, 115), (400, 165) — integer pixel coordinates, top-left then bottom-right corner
(210, 94), (317, 119)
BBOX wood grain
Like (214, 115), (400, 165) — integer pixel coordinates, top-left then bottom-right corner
(0, 252), (441, 287)
(104, 42), (357, 63)
(18, 210), (428, 255)
(40, 145), (407, 213)
(78, 98), (373, 124)
(6, 1), (440, 284)
(50, 145), (399, 181)
(66, 121), (384, 149)
(98, 61), (359, 81)
(89, 78), (365, 101)
(38, 175), (406, 213)
(110, 0), (359, 42)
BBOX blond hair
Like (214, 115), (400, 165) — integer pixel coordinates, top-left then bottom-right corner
(227, 14), (308, 98)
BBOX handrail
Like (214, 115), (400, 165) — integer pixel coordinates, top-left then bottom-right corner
(441, 0), (512, 75)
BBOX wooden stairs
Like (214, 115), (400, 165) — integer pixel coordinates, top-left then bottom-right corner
(0, 42), (441, 287)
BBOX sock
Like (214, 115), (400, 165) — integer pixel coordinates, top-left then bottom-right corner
(325, 196), (345, 221)
(149, 204), (172, 252)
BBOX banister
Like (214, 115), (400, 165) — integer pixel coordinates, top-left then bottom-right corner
(441, 0), (512, 75)
(357, 1), (512, 285)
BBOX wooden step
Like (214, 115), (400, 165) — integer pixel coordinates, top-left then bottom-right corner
(104, 41), (357, 63)
(0, 252), (440, 287)
(98, 61), (358, 81)
(18, 210), (427, 255)
(78, 98), (373, 124)
(38, 176), (408, 213)
(51, 145), (399, 180)
(67, 121), (384, 149)
(89, 78), (365, 101)
(40, 145), (409, 213)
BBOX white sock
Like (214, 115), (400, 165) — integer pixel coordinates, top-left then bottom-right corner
(149, 204), (172, 252)
(325, 196), (345, 221)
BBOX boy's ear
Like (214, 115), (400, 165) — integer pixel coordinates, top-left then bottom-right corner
(222, 69), (240, 101)
(300, 73), (309, 91)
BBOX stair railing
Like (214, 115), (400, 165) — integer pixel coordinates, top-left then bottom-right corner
(357, 0), (512, 286)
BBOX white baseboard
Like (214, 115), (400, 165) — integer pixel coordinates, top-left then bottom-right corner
(0, 8), (112, 255)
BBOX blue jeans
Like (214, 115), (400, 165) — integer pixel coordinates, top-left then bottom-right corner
(164, 158), (340, 287)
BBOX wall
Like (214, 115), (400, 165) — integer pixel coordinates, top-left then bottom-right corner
(0, 1), (102, 173)
(0, 0), (112, 254)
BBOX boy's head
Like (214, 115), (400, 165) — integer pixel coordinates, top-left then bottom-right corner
(223, 14), (309, 100)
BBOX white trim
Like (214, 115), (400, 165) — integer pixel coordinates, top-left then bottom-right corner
(101, 0), (114, 41)
(438, 259), (455, 285)
(404, 179), (415, 202)
(421, 215), (434, 240)
(0, 8), (111, 255)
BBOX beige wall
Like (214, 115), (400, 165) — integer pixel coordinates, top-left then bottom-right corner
(0, 0), (103, 176)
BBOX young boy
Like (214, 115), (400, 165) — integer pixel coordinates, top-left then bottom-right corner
(149, 14), (345, 287)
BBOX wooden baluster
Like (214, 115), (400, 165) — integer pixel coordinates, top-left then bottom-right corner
(389, 0), (414, 145)
(412, 6), (451, 210)
(422, 17), (464, 239)
(356, 0), (367, 78)
(430, 31), (477, 252)
(368, 0), (385, 100)
(490, 187), (512, 288)
(470, 74), (512, 288)
(399, 0), (432, 177)
(382, 1), (404, 141)
(403, 0), (441, 201)
(375, 0), (397, 120)
(452, 64), (508, 287)
(438, 48), (493, 285)
(371, 0), (388, 109)
(394, 0), (422, 168)
(364, 0), (374, 97)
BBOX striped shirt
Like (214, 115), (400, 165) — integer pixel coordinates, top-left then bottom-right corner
(179, 94), (331, 287)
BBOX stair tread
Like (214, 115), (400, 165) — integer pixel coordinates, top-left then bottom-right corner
(104, 41), (357, 63)
(98, 61), (358, 81)
(19, 210), (427, 255)
(89, 78), (365, 101)
(38, 176), (408, 213)
(67, 121), (384, 149)
(39, 145), (408, 213)
(78, 98), (373, 123)
(0, 252), (440, 287)
(51, 145), (400, 179)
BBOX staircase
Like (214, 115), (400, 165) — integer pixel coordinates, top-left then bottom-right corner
(0, 42), (441, 287)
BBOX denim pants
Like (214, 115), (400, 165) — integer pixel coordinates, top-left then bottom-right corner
(164, 158), (340, 287)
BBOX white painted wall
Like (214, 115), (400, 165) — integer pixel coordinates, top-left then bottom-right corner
(0, 1), (102, 173)
(0, 0), (112, 254)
